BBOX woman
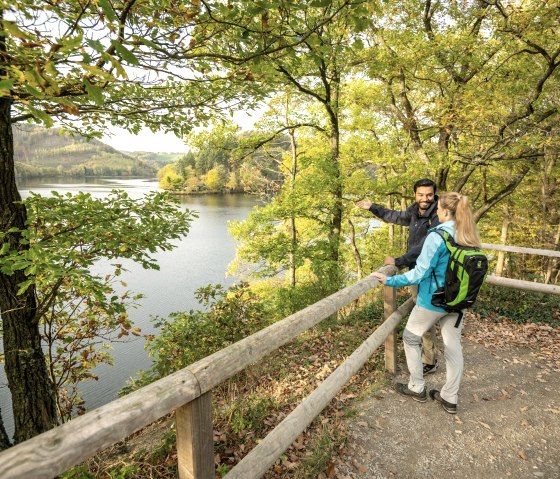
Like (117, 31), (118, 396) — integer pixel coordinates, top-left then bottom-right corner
(372, 192), (481, 414)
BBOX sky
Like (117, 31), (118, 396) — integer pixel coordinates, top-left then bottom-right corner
(102, 110), (263, 153)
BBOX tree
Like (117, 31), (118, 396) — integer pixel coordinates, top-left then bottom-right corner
(157, 163), (184, 190)
(225, 1), (373, 291)
(204, 164), (228, 190)
(359, 0), (560, 219)
(1, 191), (195, 420)
(0, 0), (359, 443)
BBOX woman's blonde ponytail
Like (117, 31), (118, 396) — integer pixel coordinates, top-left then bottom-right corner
(440, 193), (481, 247)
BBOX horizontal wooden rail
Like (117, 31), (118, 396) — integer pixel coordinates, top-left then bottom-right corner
(486, 274), (560, 295)
(481, 243), (560, 258)
(0, 267), (394, 479)
(225, 297), (415, 479)
(1, 251), (556, 479)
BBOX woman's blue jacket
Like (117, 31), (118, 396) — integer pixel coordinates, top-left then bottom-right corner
(385, 220), (455, 313)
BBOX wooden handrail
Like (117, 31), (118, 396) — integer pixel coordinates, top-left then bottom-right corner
(224, 297), (415, 478)
(0, 266), (395, 479)
(486, 274), (560, 295)
(0, 247), (557, 479)
(481, 243), (560, 258)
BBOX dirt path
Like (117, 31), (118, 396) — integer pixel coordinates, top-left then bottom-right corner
(337, 321), (560, 479)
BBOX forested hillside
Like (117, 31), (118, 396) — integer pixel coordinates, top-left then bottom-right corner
(157, 125), (290, 194)
(13, 125), (180, 178)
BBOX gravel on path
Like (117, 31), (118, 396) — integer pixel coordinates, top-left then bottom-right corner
(337, 325), (560, 479)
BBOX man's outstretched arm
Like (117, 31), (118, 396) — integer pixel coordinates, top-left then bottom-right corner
(356, 199), (411, 226)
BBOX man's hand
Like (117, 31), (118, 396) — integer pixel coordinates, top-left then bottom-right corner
(356, 199), (372, 210)
(384, 256), (396, 265)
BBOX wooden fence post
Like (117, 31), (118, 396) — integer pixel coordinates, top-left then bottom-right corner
(176, 391), (214, 479)
(382, 265), (398, 374)
(384, 285), (397, 373)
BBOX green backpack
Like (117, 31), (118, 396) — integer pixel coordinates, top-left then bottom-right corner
(431, 229), (488, 326)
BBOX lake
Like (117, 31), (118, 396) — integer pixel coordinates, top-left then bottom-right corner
(1, 177), (259, 437)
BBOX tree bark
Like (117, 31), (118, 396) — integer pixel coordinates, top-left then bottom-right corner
(544, 223), (560, 284)
(495, 205), (510, 277)
(288, 128), (297, 288)
(347, 219), (362, 280)
(388, 196), (394, 248)
(328, 121), (342, 290)
(0, 97), (58, 445)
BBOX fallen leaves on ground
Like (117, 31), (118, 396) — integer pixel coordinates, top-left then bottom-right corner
(463, 312), (560, 371)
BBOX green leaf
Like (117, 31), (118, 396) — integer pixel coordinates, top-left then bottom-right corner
(98, 0), (119, 23)
(111, 41), (139, 65)
(23, 84), (45, 99)
(86, 38), (105, 54)
(135, 36), (159, 50)
(0, 79), (15, 94)
(17, 279), (35, 296)
(27, 106), (54, 127)
(84, 78), (104, 106)
(1, 20), (30, 40)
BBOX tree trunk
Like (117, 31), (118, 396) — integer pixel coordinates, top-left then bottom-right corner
(328, 123), (342, 291)
(323, 71), (342, 292)
(400, 187), (407, 251)
(544, 223), (560, 284)
(288, 128), (297, 288)
(347, 219), (363, 279)
(388, 196), (394, 248)
(0, 97), (58, 446)
(495, 206), (510, 277)
(0, 405), (10, 450)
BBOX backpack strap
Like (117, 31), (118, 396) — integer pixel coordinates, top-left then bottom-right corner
(454, 311), (464, 328)
(432, 228), (457, 248)
(431, 229), (465, 326)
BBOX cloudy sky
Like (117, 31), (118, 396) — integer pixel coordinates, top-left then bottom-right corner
(102, 110), (261, 153)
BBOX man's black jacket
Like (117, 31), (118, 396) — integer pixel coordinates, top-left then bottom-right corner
(368, 196), (440, 269)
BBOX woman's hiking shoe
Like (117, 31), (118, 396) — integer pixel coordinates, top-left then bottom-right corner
(429, 389), (457, 414)
(423, 361), (438, 375)
(394, 382), (427, 403)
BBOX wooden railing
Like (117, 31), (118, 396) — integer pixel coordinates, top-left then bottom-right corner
(0, 265), (402, 479)
(481, 243), (560, 258)
(0, 244), (558, 479)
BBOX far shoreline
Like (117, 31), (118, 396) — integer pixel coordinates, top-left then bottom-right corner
(167, 189), (246, 196)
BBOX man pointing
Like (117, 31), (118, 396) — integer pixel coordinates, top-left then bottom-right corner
(357, 178), (440, 375)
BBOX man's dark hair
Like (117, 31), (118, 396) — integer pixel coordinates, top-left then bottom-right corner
(413, 178), (437, 193)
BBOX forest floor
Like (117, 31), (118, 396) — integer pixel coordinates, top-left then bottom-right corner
(335, 312), (560, 479)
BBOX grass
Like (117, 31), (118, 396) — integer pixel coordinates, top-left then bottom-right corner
(295, 423), (344, 479)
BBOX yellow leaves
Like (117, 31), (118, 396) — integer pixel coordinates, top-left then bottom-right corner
(1, 20), (31, 40)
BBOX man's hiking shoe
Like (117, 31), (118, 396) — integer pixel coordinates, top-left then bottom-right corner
(394, 382), (427, 403)
(423, 361), (438, 375)
(429, 389), (457, 414)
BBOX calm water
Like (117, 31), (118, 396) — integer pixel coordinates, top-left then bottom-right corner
(1, 177), (258, 437)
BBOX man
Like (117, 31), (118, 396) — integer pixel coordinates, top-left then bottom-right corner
(357, 178), (440, 374)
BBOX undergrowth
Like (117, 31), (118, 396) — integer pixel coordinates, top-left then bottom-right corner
(474, 284), (560, 326)
(62, 291), (391, 478)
